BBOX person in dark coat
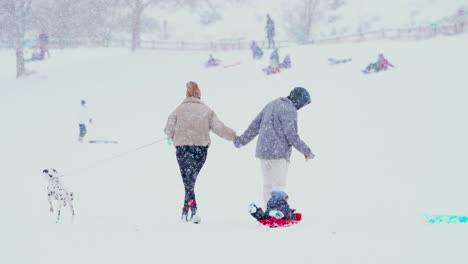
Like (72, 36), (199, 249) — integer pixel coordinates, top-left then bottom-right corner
(234, 87), (315, 206)
(38, 32), (50, 58)
(265, 14), (275, 49)
(250, 40), (263, 59)
(249, 191), (297, 220)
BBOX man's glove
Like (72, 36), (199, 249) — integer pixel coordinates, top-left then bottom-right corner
(233, 137), (242, 148)
(305, 152), (315, 160)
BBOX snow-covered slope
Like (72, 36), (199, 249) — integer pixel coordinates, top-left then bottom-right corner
(1, 35), (468, 264)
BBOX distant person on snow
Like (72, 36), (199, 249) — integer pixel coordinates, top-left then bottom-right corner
(25, 48), (45, 62)
(362, 53), (394, 73)
(164, 81), (238, 223)
(78, 100), (92, 143)
(265, 14), (275, 49)
(455, 9), (465, 33)
(38, 32), (50, 58)
(279, 55), (291, 69)
(249, 191), (299, 221)
(205, 54), (221, 67)
(270, 48), (280, 66)
(262, 48), (281, 75)
(234, 87), (315, 206)
(250, 40), (263, 59)
(25, 32), (50, 62)
(328, 57), (352, 65)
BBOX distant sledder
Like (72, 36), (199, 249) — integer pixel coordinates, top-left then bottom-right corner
(262, 48), (281, 75)
(262, 50), (292, 75)
(25, 32), (50, 63)
(249, 191), (302, 228)
(25, 49), (46, 62)
(279, 55), (291, 69)
(205, 54), (221, 67)
(362, 53), (394, 74)
(250, 40), (264, 60)
(328, 57), (352, 65)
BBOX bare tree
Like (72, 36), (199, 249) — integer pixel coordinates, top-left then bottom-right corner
(1, 0), (32, 78)
(171, 0), (244, 25)
(29, 0), (123, 48)
(302, 0), (320, 43)
(283, 0), (345, 43)
(99, 0), (122, 47)
(126, 0), (160, 51)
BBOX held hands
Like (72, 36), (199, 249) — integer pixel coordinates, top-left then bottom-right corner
(233, 136), (242, 148)
(50, 207), (54, 213)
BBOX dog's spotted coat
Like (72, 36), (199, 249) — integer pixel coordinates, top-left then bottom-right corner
(43, 168), (75, 223)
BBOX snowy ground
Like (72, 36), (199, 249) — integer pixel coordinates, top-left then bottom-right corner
(1, 35), (468, 264)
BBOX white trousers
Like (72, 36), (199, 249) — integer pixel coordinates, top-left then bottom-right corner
(260, 159), (290, 206)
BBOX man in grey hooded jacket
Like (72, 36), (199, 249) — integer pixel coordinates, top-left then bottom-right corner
(234, 87), (315, 205)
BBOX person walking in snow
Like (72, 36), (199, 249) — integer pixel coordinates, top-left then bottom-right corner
(164, 81), (238, 223)
(78, 100), (92, 143)
(234, 87), (315, 206)
(265, 14), (276, 49)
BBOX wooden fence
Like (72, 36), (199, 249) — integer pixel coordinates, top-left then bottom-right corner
(0, 23), (464, 51)
(311, 24), (464, 45)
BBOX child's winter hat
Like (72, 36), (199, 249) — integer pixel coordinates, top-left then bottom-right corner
(271, 191), (288, 200)
(287, 87), (311, 110)
(186, 81), (201, 98)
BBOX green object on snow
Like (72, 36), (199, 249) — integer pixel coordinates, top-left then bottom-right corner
(425, 214), (468, 224)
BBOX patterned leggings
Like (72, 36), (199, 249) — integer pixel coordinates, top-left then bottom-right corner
(176, 145), (208, 209)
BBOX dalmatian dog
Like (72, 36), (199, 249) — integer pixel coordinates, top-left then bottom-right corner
(42, 168), (75, 223)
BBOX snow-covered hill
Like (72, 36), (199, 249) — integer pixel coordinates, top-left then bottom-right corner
(1, 34), (468, 264)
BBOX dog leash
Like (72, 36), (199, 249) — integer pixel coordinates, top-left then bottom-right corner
(69, 137), (172, 176)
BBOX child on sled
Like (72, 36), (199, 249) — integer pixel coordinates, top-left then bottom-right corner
(249, 191), (302, 227)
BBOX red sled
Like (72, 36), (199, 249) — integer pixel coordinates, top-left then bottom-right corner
(205, 63), (220, 68)
(258, 213), (302, 228)
(272, 66), (281, 74)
